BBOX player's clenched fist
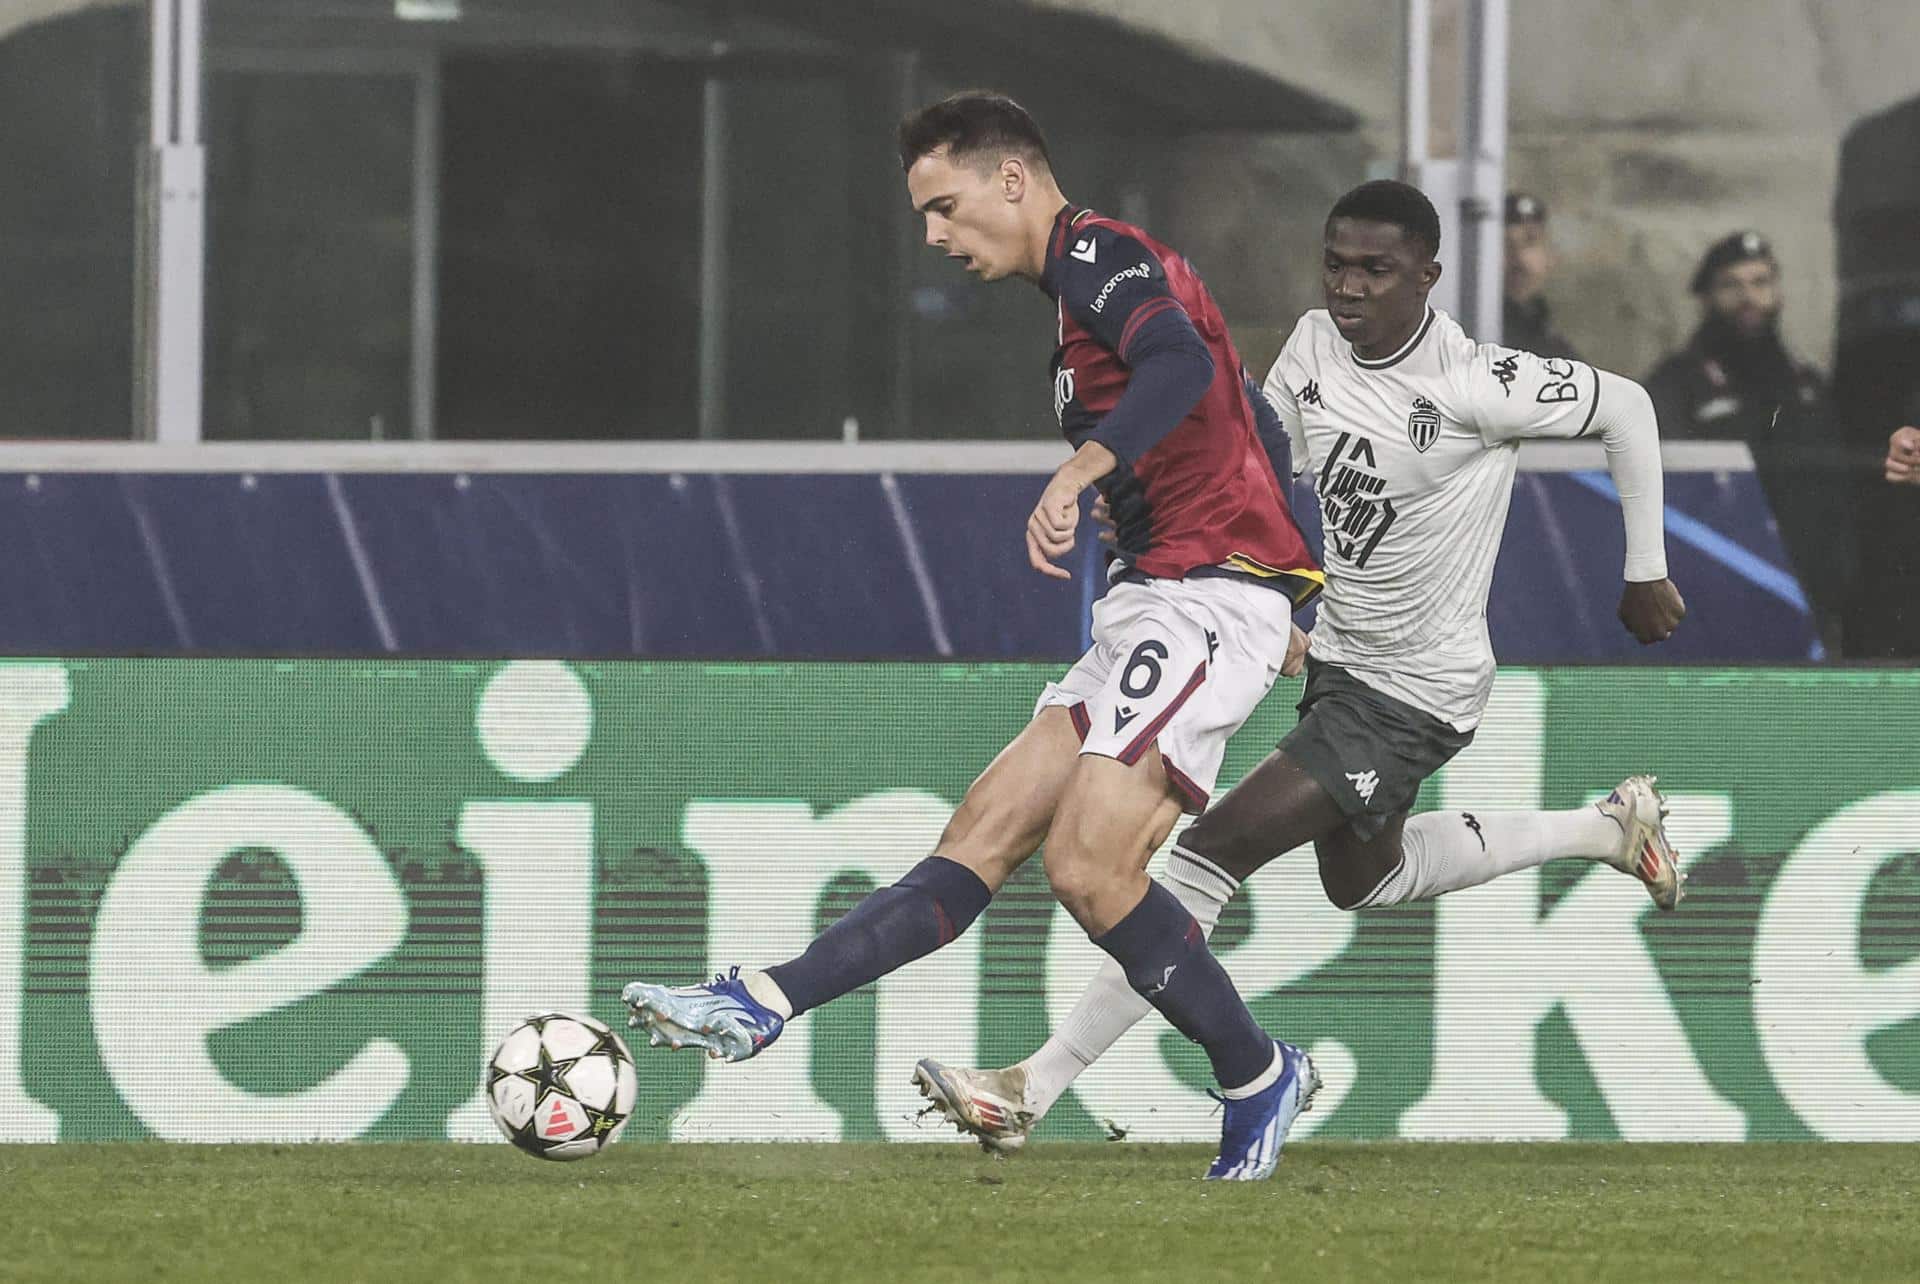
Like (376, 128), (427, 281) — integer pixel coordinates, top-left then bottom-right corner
(1618, 578), (1686, 645)
(1027, 442), (1117, 579)
(1282, 622), (1310, 677)
(1091, 493), (1116, 546)
(1885, 426), (1920, 485)
(1026, 474), (1083, 579)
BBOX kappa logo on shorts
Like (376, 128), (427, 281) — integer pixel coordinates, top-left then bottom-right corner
(1345, 769), (1380, 804)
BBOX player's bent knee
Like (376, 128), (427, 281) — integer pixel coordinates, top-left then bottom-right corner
(1041, 847), (1098, 919)
(1315, 845), (1396, 912)
(1321, 879), (1373, 913)
(1178, 800), (1266, 881)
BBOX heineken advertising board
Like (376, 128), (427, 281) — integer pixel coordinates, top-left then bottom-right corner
(0, 659), (1914, 1145)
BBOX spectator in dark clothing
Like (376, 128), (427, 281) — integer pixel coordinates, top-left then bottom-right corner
(1645, 232), (1830, 441)
(1852, 397), (1920, 656)
(1644, 231), (1847, 650)
(1502, 194), (1581, 360)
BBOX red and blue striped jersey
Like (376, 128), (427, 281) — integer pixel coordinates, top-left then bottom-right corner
(1039, 205), (1322, 604)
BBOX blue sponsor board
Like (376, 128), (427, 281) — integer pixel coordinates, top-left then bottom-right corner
(0, 459), (1816, 660)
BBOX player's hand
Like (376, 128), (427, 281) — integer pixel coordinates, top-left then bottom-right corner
(1885, 426), (1920, 485)
(1281, 623), (1310, 677)
(1091, 494), (1117, 547)
(1618, 578), (1686, 645)
(1026, 473), (1083, 580)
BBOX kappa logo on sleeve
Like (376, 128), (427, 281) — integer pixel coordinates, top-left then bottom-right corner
(1492, 353), (1519, 396)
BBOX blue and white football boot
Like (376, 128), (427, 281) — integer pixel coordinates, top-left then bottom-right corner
(621, 966), (786, 1062)
(1205, 1040), (1321, 1182)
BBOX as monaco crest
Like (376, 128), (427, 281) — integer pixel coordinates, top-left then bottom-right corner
(1407, 396), (1441, 453)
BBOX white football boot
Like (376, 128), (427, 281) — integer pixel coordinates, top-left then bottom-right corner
(910, 1059), (1035, 1154)
(1597, 774), (1685, 910)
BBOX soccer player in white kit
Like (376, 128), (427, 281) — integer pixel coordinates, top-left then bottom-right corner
(912, 180), (1691, 1153)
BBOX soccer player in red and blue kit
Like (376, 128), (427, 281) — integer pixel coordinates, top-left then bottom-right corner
(622, 92), (1324, 1180)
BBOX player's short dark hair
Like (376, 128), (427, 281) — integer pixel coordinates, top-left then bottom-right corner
(1327, 180), (1442, 259)
(897, 92), (1053, 174)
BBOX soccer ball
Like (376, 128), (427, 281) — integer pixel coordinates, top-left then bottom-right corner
(485, 1011), (638, 1160)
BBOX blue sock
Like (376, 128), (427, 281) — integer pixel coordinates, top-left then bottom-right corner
(765, 856), (991, 1017)
(1093, 880), (1273, 1090)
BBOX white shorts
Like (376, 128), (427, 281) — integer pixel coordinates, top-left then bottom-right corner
(1034, 576), (1296, 813)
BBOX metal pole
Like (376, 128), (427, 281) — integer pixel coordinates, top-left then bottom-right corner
(1401, 0), (1430, 181)
(1457, 0), (1509, 343)
(135, 0), (207, 443)
(890, 51), (918, 439)
(697, 76), (729, 441)
(148, 0), (172, 147)
(177, 0), (201, 143)
(410, 53), (442, 440)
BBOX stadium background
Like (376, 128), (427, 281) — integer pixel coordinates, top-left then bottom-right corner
(0, 0), (1916, 1157)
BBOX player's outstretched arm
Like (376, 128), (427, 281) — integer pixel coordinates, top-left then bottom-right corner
(1467, 350), (1685, 643)
(1591, 369), (1686, 644)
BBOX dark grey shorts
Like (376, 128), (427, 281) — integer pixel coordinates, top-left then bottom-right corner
(1278, 658), (1475, 841)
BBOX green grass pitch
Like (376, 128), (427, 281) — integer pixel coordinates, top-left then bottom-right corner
(4, 1142), (1916, 1282)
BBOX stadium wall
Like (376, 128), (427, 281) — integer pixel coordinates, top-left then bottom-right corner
(2, 657), (1915, 1145)
(1072, 0), (1920, 376)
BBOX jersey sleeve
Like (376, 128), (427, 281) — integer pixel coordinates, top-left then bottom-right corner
(1054, 225), (1192, 362)
(1242, 367), (1293, 483)
(1462, 343), (1603, 443)
(1260, 319), (1313, 476)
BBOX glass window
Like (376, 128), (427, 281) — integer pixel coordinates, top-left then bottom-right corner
(0, 9), (142, 439)
(205, 65), (416, 439)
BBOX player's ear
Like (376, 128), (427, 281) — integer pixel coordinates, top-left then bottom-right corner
(1000, 156), (1026, 203)
(1419, 257), (1443, 295)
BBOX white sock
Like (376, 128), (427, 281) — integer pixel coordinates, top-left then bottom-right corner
(1013, 847), (1240, 1116)
(1359, 806), (1622, 908)
(742, 969), (794, 1020)
(1219, 1044), (1283, 1099)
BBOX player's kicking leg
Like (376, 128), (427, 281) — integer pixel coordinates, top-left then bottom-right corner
(621, 706), (1082, 1060)
(1313, 774), (1683, 913)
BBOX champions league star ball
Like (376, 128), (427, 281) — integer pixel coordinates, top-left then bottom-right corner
(485, 1012), (638, 1160)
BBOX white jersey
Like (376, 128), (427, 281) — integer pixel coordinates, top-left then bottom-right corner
(1264, 307), (1600, 730)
